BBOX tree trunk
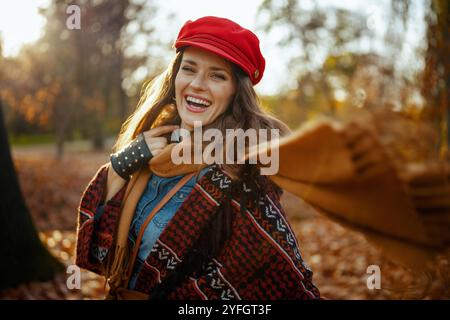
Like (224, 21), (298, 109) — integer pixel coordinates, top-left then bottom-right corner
(116, 53), (128, 123)
(422, 0), (450, 159)
(0, 99), (63, 290)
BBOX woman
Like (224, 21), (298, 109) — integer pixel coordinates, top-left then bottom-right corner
(76, 16), (320, 300)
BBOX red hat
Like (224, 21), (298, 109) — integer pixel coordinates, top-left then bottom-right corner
(173, 16), (265, 85)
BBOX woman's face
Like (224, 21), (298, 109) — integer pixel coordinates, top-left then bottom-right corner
(175, 47), (236, 131)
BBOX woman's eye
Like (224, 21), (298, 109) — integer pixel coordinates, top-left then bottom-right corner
(212, 73), (226, 80)
(182, 66), (194, 72)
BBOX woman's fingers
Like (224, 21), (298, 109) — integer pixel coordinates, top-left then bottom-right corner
(148, 139), (167, 150)
(407, 164), (450, 245)
(148, 136), (168, 145)
(339, 122), (391, 178)
(404, 163), (450, 186)
(142, 125), (179, 155)
(354, 151), (388, 176)
(351, 134), (378, 157)
(146, 138), (168, 155)
(339, 121), (366, 146)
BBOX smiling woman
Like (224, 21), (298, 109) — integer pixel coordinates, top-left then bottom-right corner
(75, 16), (320, 300)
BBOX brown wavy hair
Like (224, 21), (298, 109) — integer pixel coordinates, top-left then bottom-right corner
(113, 48), (290, 177)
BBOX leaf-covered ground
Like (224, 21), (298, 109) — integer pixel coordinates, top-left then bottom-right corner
(1, 147), (449, 300)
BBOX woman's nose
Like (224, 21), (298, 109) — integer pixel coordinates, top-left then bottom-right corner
(190, 73), (207, 91)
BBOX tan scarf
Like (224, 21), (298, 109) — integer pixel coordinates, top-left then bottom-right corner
(257, 120), (447, 271)
(105, 143), (205, 296)
(104, 119), (449, 296)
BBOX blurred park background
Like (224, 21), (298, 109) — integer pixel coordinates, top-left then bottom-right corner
(0, 0), (449, 299)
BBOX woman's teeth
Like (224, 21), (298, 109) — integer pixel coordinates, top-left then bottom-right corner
(186, 96), (211, 107)
(185, 96), (211, 113)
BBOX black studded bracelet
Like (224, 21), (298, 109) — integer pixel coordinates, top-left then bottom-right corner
(110, 133), (153, 181)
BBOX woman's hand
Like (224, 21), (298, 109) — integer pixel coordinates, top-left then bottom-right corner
(142, 125), (179, 156)
(106, 125), (179, 200)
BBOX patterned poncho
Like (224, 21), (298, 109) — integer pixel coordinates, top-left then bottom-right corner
(76, 164), (320, 299)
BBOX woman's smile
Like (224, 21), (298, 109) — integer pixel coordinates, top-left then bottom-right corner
(183, 94), (212, 113)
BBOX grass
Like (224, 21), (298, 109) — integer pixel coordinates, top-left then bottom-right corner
(9, 134), (56, 146)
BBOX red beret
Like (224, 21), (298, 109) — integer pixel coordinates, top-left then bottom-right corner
(173, 16), (265, 85)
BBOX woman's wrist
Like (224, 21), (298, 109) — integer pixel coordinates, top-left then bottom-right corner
(110, 133), (153, 180)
